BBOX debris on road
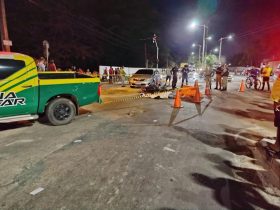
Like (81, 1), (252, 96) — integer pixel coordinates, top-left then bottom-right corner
(30, 187), (44, 195)
(73, 140), (82, 143)
(163, 146), (176, 153)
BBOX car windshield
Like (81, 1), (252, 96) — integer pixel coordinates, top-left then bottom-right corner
(135, 69), (153, 75)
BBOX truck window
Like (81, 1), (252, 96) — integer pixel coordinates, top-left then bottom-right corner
(0, 59), (25, 80)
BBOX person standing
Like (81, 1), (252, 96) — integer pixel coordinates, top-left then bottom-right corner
(48, 59), (57, 71)
(120, 66), (126, 87)
(261, 63), (272, 91)
(165, 68), (172, 86)
(37, 57), (46, 72)
(86, 69), (91, 75)
(181, 64), (190, 87)
(103, 67), (108, 82)
(109, 66), (114, 84)
(214, 65), (223, 90)
(171, 65), (179, 89)
(221, 64), (229, 91)
(153, 70), (161, 87)
(204, 67), (212, 89)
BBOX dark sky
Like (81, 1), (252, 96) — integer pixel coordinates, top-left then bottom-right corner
(5, 0), (280, 67)
(150, 0), (280, 61)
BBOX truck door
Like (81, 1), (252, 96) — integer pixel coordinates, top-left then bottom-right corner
(0, 58), (37, 117)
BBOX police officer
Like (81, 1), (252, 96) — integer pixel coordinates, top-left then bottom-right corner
(171, 65), (179, 89)
(181, 64), (190, 87)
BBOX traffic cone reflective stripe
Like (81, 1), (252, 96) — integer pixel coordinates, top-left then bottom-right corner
(173, 90), (183, 108)
(194, 80), (199, 88)
(193, 86), (201, 103)
(205, 84), (211, 96)
(239, 80), (245, 92)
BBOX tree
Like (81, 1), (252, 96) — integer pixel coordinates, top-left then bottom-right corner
(205, 54), (218, 67)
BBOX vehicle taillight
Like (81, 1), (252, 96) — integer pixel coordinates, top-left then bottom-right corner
(98, 84), (101, 96)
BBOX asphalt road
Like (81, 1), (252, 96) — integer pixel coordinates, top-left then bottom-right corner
(0, 75), (280, 210)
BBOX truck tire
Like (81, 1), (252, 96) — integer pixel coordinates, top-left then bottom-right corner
(46, 98), (76, 126)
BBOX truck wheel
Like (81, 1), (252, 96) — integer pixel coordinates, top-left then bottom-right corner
(46, 98), (76, 126)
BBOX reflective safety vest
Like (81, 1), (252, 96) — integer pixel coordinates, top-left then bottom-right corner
(262, 67), (272, 77)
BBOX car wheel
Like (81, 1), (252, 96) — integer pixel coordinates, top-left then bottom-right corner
(46, 98), (76, 126)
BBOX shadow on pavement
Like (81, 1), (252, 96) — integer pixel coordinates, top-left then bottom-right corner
(168, 108), (180, 126)
(191, 173), (280, 210)
(250, 101), (273, 111)
(156, 208), (178, 210)
(212, 107), (274, 122)
(173, 125), (259, 158)
(173, 125), (280, 208)
(0, 121), (34, 131)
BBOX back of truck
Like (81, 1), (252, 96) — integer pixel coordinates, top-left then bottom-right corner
(37, 72), (101, 125)
(0, 51), (101, 125)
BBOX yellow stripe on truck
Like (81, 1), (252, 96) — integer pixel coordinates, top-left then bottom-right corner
(0, 66), (37, 92)
(39, 78), (101, 85)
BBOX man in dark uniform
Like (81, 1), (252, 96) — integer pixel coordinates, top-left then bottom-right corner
(171, 65), (179, 89)
(181, 64), (190, 87)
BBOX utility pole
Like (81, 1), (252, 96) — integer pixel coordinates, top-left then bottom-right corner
(144, 42), (148, 68)
(0, 0), (11, 51)
(140, 37), (150, 68)
(153, 34), (159, 70)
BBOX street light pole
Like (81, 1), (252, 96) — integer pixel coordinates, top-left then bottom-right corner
(153, 34), (159, 70)
(192, 43), (202, 64)
(0, 0), (11, 52)
(218, 35), (233, 63)
(202, 25), (206, 66)
(198, 45), (201, 64)
(218, 38), (223, 63)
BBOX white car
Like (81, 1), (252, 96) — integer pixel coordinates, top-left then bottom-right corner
(129, 69), (162, 88)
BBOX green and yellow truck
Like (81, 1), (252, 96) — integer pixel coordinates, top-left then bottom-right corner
(0, 52), (101, 125)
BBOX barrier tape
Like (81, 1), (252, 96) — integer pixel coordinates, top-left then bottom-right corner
(104, 91), (172, 104)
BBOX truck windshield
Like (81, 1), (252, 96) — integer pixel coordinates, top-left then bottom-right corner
(0, 59), (25, 80)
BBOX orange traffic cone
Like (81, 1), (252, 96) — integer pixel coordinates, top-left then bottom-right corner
(205, 84), (211, 96)
(193, 86), (201, 103)
(194, 80), (199, 88)
(173, 90), (183, 108)
(239, 80), (245, 92)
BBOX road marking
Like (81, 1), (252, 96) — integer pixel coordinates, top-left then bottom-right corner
(30, 187), (44, 195)
(163, 146), (176, 153)
(5, 139), (34, 146)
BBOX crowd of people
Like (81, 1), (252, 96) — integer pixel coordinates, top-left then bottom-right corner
(36, 57), (57, 72)
(167, 62), (274, 92)
(35, 56), (275, 92)
(244, 63), (273, 91)
(102, 66), (126, 87)
(167, 64), (229, 90)
(36, 57), (99, 78)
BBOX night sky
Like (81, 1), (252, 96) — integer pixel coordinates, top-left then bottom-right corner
(5, 0), (280, 68)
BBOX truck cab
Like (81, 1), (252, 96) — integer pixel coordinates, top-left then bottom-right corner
(0, 52), (101, 125)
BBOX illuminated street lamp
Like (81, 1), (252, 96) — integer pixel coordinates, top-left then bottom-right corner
(192, 43), (202, 63)
(191, 52), (195, 55)
(189, 20), (208, 67)
(218, 34), (233, 63)
(214, 48), (219, 53)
